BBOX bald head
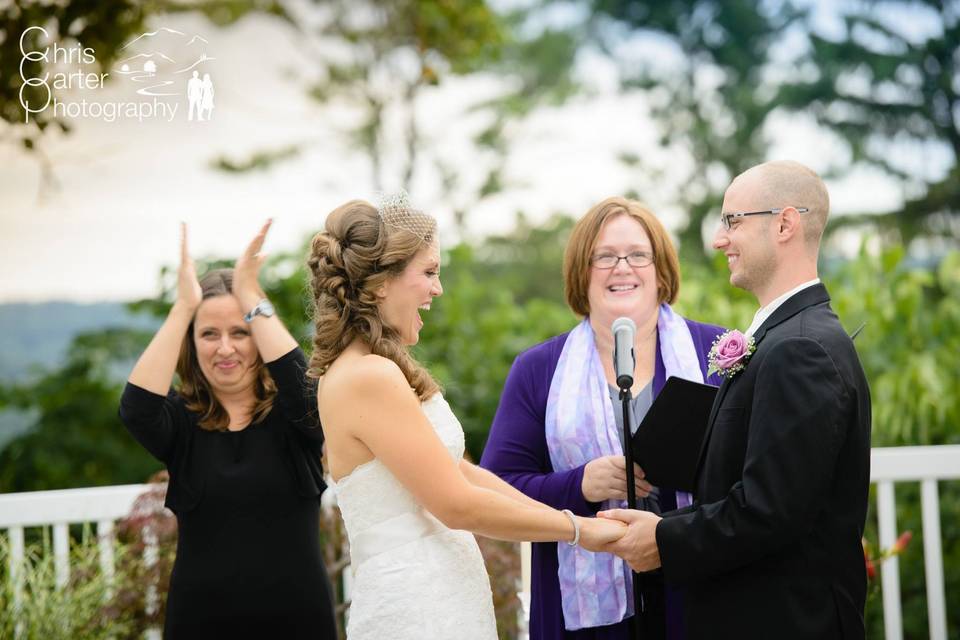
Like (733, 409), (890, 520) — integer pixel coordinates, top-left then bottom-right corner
(732, 160), (830, 249)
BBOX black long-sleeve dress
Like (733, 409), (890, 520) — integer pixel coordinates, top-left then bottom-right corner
(119, 347), (337, 639)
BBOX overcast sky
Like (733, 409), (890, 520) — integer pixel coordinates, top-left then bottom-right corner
(0, 7), (920, 303)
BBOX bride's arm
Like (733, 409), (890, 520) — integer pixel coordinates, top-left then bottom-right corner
(339, 355), (623, 548)
(459, 460), (552, 512)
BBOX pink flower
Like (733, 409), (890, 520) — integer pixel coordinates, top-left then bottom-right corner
(708, 330), (757, 378)
(714, 331), (749, 369)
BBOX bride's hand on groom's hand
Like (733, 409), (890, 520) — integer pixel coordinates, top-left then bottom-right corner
(577, 516), (627, 552)
(596, 508), (662, 572)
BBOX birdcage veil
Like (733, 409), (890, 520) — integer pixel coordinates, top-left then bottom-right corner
(376, 190), (436, 242)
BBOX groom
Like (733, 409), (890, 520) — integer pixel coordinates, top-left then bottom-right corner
(599, 161), (871, 639)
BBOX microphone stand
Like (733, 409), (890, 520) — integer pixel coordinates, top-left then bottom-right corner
(619, 384), (644, 640)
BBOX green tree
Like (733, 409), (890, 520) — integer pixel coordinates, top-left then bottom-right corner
(522, 0), (959, 258)
(584, 0), (802, 259)
(776, 1), (960, 246)
(305, 0), (506, 191)
(0, 328), (158, 492)
(213, 1), (583, 236)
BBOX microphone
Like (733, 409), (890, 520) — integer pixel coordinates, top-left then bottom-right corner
(612, 317), (636, 390)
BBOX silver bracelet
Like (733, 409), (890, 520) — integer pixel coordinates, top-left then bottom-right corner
(561, 509), (580, 547)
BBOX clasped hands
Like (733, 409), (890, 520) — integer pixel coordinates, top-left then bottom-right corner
(576, 455), (664, 572)
(577, 507), (663, 573)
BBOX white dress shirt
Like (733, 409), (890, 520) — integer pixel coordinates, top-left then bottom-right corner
(745, 279), (821, 337)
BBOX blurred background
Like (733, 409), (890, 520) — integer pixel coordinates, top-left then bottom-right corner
(1, 0), (958, 638)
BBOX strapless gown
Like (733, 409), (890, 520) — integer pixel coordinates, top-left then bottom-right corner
(333, 394), (499, 639)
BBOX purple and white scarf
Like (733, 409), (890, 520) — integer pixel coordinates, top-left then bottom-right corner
(544, 304), (702, 630)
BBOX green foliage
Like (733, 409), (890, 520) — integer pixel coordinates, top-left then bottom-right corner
(293, 0), (509, 189)
(417, 243), (575, 458)
(0, 328), (160, 493)
(672, 252), (758, 329)
(212, 145), (302, 173)
(0, 533), (139, 639)
(829, 246), (960, 446)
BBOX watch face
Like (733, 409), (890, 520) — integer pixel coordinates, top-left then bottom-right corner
(245, 300), (275, 322)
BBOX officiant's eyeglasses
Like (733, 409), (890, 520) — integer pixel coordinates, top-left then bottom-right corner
(590, 251), (655, 269)
(720, 207), (808, 231)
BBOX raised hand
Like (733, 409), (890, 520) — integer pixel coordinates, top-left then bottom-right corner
(581, 455), (654, 503)
(597, 508), (663, 572)
(577, 515), (627, 552)
(233, 219), (272, 311)
(177, 222), (203, 312)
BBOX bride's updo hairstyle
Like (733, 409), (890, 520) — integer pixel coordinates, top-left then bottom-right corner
(307, 196), (440, 401)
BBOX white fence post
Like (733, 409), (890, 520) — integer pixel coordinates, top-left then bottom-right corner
(871, 445), (960, 640)
(53, 522), (69, 589)
(0, 485), (150, 632)
(8, 525), (25, 638)
(920, 479), (947, 640)
(876, 480), (903, 640)
(97, 519), (116, 598)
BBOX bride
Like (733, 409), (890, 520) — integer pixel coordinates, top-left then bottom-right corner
(307, 195), (625, 638)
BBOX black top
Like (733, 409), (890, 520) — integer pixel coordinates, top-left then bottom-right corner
(119, 348), (336, 639)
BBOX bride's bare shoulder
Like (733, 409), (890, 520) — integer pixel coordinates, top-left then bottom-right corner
(319, 353), (407, 403)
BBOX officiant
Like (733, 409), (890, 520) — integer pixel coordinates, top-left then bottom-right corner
(480, 197), (725, 640)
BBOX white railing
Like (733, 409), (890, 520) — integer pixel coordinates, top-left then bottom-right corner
(1, 446), (958, 639)
(0, 481), (344, 638)
(0, 483), (161, 639)
(871, 445), (960, 640)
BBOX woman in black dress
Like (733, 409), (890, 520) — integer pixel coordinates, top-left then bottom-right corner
(119, 220), (337, 639)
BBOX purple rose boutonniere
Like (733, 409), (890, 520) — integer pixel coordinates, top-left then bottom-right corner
(707, 330), (757, 379)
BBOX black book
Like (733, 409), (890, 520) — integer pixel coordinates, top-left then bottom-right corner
(630, 376), (718, 492)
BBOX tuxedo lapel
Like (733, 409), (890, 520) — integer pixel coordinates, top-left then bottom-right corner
(691, 284), (832, 491)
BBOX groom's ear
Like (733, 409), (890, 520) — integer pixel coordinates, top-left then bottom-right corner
(777, 206), (803, 243)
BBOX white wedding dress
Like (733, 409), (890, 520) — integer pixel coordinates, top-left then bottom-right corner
(333, 393), (498, 639)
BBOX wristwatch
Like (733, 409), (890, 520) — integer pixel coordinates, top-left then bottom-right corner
(243, 298), (275, 323)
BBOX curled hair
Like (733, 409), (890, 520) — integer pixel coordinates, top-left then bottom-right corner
(306, 200), (440, 401)
(175, 268), (278, 431)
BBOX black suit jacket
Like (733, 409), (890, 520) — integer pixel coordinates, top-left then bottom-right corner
(656, 284), (871, 639)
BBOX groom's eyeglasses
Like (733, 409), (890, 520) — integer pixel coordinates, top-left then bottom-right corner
(720, 207), (808, 231)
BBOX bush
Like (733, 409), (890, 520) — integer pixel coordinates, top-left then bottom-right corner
(0, 532), (139, 639)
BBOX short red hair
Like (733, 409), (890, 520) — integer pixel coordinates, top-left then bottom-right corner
(563, 197), (680, 316)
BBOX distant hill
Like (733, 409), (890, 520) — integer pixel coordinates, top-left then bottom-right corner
(0, 302), (160, 452)
(0, 301), (160, 382)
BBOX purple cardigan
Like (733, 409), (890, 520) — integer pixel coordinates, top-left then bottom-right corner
(480, 317), (725, 640)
